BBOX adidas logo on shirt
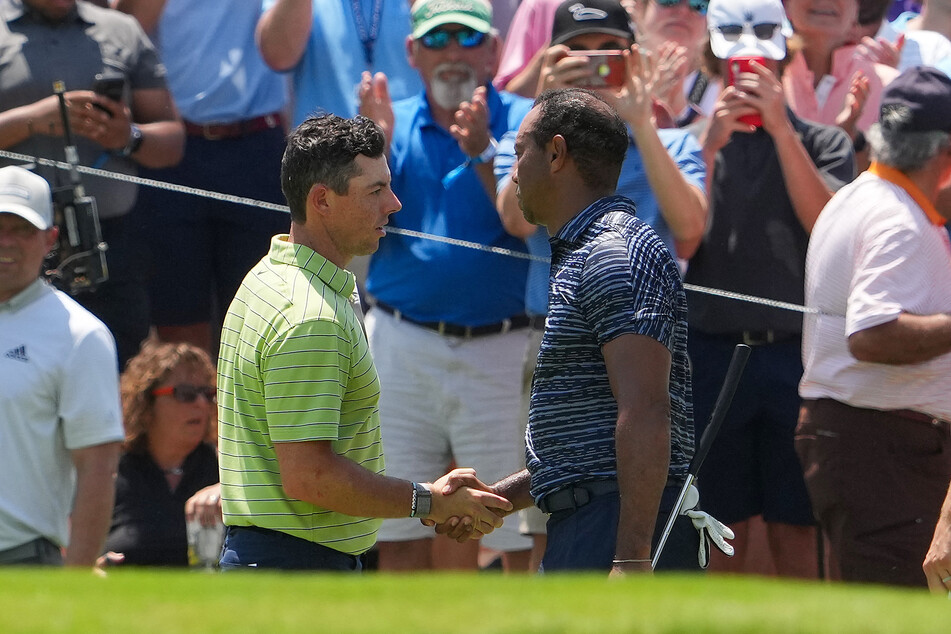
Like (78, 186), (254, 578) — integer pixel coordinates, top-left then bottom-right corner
(4, 345), (28, 362)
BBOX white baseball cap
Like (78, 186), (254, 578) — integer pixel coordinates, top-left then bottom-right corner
(0, 166), (53, 230)
(706, 0), (792, 61)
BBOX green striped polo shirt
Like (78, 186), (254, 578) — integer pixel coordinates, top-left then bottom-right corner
(217, 235), (383, 555)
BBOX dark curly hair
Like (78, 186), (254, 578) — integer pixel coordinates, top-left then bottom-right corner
(529, 89), (629, 193)
(281, 114), (386, 224)
(120, 339), (216, 455)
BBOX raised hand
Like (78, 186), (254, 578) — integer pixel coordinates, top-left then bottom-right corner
(450, 86), (492, 158)
(729, 59), (788, 137)
(604, 44), (655, 131)
(358, 71), (394, 150)
(536, 44), (595, 94)
(854, 34), (903, 69)
(835, 70), (870, 140)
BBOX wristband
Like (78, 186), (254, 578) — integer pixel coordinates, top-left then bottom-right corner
(612, 558), (651, 564)
(409, 482), (432, 518)
(469, 137), (499, 165)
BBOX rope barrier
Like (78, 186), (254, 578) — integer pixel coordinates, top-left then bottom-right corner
(0, 148), (820, 316)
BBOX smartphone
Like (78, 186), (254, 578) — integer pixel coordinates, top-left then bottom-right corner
(566, 50), (626, 89)
(727, 56), (766, 127)
(92, 74), (126, 116)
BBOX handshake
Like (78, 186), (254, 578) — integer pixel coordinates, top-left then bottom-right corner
(419, 468), (516, 541)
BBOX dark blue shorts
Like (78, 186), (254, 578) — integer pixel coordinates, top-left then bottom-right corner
(541, 484), (700, 572)
(219, 525), (362, 572)
(689, 329), (814, 526)
(132, 126), (289, 327)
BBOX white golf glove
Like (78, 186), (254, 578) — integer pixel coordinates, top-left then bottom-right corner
(680, 484), (735, 569)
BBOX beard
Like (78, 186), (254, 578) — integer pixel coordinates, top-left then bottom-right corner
(429, 63), (479, 111)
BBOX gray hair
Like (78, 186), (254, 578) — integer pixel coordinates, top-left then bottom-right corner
(866, 123), (951, 173)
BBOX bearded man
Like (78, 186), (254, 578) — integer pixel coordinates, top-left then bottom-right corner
(357, 0), (535, 571)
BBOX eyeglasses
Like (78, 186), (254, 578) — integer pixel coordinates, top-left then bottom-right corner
(654, 0), (709, 14)
(151, 384), (217, 404)
(419, 27), (487, 50)
(715, 23), (781, 41)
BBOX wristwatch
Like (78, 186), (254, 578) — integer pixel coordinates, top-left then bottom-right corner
(120, 123), (143, 157)
(410, 482), (432, 518)
(469, 137), (499, 165)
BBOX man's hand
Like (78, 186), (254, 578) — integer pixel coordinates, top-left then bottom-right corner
(729, 59), (788, 136)
(421, 468), (512, 541)
(603, 45), (655, 132)
(358, 71), (394, 151)
(450, 86), (492, 158)
(923, 485), (951, 594)
(536, 44), (595, 94)
(649, 41), (689, 111)
(185, 483), (222, 528)
(700, 86), (759, 156)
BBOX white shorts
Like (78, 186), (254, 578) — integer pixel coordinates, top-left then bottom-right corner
(368, 308), (532, 552)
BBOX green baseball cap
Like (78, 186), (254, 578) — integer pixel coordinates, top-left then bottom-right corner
(411, 0), (493, 40)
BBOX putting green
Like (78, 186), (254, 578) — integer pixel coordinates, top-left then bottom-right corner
(1, 569), (946, 632)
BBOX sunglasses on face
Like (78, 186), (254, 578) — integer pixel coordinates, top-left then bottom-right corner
(716, 23), (781, 41)
(419, 27), (487, 50)
(151, 384), (217, 404)
(654, 0), (709, 14)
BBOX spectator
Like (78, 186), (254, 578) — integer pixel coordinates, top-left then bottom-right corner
(0, 165), (122, 567)
(524, 0), (707, 260)
(685, 0), (855, 578)
(891, 0), (951, 72)
(782, 0), (899, 140)
(256, 0), (422, 124)
(216, 113), (511, 572)
(624, 0), (721, 131)
(493, 0), (562, 96)
(444, 88), (699, 573)
(0, 0), (184, 369)
(114, 0), (290, 355)
(358, 0), (535, 571)
(103, 339), (221, 567)
(797, 67), (951, 587)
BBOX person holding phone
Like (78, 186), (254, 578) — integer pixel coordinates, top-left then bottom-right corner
(683, 0), (856, 579)
(529, 0), (708, 262)
(0, 0), (184, 369)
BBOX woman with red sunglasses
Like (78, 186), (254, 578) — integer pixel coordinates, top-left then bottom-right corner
(100, 340), (221, 567)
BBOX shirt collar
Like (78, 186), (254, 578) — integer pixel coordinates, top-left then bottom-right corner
(551, 195), (636, 247)
(268, 235), (356, 299)
(868, 162), (946, 226)
(0, 277), (51, 313)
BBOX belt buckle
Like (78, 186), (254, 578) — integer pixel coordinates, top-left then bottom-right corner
(263, 114), (279, 129)
(202, 123), (225, 141)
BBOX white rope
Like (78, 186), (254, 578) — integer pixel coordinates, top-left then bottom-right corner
(0, 149), (819, 315)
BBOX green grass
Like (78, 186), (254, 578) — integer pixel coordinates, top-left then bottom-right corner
(0, 569), (946, 633)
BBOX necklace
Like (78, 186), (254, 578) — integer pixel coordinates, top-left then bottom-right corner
(163, 466), (184, 476)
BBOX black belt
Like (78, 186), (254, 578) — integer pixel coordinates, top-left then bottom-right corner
(538, 480), (619, 514)
(373, 301), (530, 338)
(0, 537), (61, 565)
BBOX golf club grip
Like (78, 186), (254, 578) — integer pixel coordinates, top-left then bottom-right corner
(688, 343), (751, 476)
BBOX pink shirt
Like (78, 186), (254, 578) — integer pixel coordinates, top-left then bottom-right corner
(782, 45), (898, 133)
(493, 0), (561, 91)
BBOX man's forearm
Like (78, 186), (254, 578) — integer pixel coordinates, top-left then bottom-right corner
(491, 468), (534, 515)
(257, 0), (313, 72)
(771, 123), (835, 233)
(67, 442), (120, 567)
(614, 406), (670, 561)
(849, 313), (951, 365)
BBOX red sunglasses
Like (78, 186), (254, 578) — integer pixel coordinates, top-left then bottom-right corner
(151, 383), (217, 403)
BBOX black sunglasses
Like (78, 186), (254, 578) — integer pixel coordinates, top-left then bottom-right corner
(655, 0), (709, 14)
(716, 23), (781, 41)
(419, 27), (487, 50)
(152, 383), (217, 404)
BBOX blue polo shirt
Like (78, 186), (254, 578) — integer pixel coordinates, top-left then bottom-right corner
(526, 196), (694, 501)
(366, 86), (533, 326)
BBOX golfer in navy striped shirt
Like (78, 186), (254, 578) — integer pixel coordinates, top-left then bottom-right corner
(444, 88), (698, 574)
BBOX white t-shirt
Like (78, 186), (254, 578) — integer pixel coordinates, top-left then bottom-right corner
(800, 170), (951, 421)
(0, 280), (123, 550)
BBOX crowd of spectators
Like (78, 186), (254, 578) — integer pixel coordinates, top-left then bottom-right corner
(2, 0), (951, 593)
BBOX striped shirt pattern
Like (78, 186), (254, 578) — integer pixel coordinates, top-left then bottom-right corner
(217, 236), (384, 556)
(527, 196), (694, 501)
